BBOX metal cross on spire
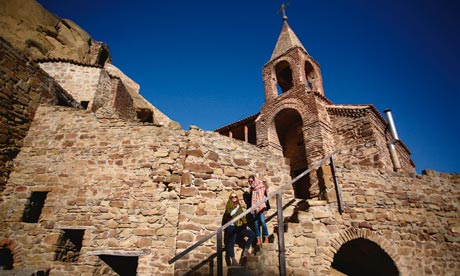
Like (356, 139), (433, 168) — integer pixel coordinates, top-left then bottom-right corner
(278, 2), (289, 21)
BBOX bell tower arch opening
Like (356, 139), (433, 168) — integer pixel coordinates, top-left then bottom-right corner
(274, 108), (309, 198)
(331, 238), (399, 276)
(304, 61), (316, 91)
(275, 61), (293, 94)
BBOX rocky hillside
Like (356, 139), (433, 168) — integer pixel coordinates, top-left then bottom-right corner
(0, 0), (176, 128)
(0, 0), (109, 64)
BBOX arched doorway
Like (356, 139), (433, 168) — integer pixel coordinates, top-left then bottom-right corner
(274, 108), (309, 198)
(331, 238), (399, 276)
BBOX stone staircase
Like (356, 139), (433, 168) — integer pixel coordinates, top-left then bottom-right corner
(227, 243), (277, 276)
(227, 198), (330, 276)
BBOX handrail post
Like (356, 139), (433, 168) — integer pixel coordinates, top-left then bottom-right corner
(276, 192), (286, 276)
(217, 229), (223, 276)
(330, 155), (344, 214)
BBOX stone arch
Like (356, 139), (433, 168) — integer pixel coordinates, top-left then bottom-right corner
(0, 239), (23, 270)
(326, 228), (401, 275)
(263, 98), (306, 154)
(275, 60), (293, 94)
(274, 108), (309, 198)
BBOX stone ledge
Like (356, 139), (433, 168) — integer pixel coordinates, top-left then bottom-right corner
(86, 250), (150, 256)
(307, 199), (327, 206)
(55, 226), (95, 230)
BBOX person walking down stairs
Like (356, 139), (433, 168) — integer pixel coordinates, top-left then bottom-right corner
(223, 192), (256, 266)
(248, 175), (270, 245)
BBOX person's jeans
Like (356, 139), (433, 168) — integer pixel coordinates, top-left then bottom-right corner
(226, 225), (256, 257)
(253, 212), (269, 238)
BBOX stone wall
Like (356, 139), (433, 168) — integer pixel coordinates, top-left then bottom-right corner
(1, 104), (458, 275)
(252, 164), (459, 276)
(39, 60), (137, 121)
(0, 105), (186, 275)
(330, 165), (459, 276)
(0, 38), (78, 193)
(38, 61), (102, 108)
(174, 127), (292, 275)
(0, 105), (292, 275)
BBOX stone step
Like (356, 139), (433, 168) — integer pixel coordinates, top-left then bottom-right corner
(244, 255), (259, 270)
(227, 266), (255, 276)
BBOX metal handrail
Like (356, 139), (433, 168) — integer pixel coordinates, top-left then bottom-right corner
(168, 149), (341, 275)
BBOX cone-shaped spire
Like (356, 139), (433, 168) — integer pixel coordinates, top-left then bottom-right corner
(269, 20), (308, 61)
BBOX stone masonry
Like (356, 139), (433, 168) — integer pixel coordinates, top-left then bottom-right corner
(0, 38), (78, 194)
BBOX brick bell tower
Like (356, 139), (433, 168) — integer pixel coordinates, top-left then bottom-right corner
(256, 8), (335, 198)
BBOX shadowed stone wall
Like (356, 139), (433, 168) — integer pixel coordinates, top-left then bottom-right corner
(0, 38), (78, 194)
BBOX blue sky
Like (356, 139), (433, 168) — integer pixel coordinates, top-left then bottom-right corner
(36, 0), (459, 174)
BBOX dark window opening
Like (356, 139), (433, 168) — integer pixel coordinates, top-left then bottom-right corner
(22, 191), (48, 223)
(332, 238), (399, 276)
(80, 101), (89, 109)
(136, 108), (153, 123)
(55, 229), (85, 262)
(6, 148), (19, 160)
(33, 270), (49, 276)
(0, 246), (14, 270)
(304, 61), (315, 91)
(99, 255), (138, 276)
(275, 61), (293, 93)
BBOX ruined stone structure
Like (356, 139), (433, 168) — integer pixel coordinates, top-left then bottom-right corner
(0, 2), (459, 276)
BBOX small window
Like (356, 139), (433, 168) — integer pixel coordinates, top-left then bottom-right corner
(22, 192), (48, 223)
(136, 108), (153, 123)
(80, 101), (89, 109)
(0, 246), (14, 270)
(99, 255), (138, 276)
(55, 229), (85, 262)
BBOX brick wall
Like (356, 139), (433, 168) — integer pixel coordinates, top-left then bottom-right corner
(111, 77), (136, 120)
(328, 105), (415, 173)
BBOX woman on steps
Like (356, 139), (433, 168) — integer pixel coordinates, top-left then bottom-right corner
(248, 175), (269, 245)
(223, 192), (256, 266)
